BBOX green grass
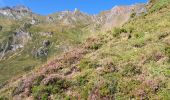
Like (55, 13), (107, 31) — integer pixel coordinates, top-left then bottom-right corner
(150, 0), (170, 12)
(0, 18), (93, 86)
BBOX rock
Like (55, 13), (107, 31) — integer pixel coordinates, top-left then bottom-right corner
(47, 16), (54, 22)
(35, 47), (48, 57)
(13, 30), (31, 45)
(11, 44), (24, 51)
(30, 18), (39, 25)
(43, 40), (50, 47)
(39, 32), (53, 37)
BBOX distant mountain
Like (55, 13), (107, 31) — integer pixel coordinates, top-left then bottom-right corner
(0, 5), (33, 19)
(0, 4), (146, 27)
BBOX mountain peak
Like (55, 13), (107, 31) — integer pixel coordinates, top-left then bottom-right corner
(74, 8), (80, 13)
(12, 5), (31, 12)
(0, 5), (31, 12)
(0, 5), (32, 19)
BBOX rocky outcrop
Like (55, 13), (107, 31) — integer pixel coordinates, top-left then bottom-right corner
(13, 30), (31, 45)
(0, 30), (31, 60)
(97, 4), (147, 30)
(35, 47), (48, 57)
(49, 8), (93, 25)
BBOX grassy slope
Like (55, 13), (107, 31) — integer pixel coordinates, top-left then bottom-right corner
(0, 18), (92, 86)
(1, 1), (170, 99)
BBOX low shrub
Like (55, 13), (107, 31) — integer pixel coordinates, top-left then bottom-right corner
(32, 85), (51, 100)
(76, 75), (88, 86)
(31, 77), (70, 99)
(122, 64), (142, 77)
(0, 96), (8, 100)
(88, 43), (102, 50)
(79, 58), (100, 69)
(165, 46), (170, 59)
(0, 25), (2, 31)
(130, 12), (136, 18)
(112, 28), (127, 37)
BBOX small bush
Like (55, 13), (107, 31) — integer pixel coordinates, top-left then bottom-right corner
(79, 59), (100, 69)
(99, 75), (117, 99)
(128, 27), (134, 33)
(165, 46), (170, 58)
(130, 12), (136, 18)
(33, 75), (45, 86)
(134, 32), (145, 38)
(32, 85), (51, 100)
(31, 77), (70, 99)
(0, 97), (8, 100)
(89, 43), (102, 50)
(23, 23), (32, 31)
(0, 25), (2, 31)
(76, 75), (88, 86)
(113, 28), (127, 37)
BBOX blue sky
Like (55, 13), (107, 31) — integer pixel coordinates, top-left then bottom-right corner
(0, 0), (148, 15)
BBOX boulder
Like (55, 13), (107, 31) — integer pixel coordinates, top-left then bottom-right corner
(35, 47), (48, 57)
(42, 40), (50, 47)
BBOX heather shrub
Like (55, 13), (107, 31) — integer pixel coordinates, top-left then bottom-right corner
(99, 74), (117, 98)
(31, 77), (70, 99)
(122, 64), (142, 77)
(32, 85), (51, 100)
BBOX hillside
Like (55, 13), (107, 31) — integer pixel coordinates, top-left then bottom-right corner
(0, 0), (170, 100)
(0, 4), (145, 88)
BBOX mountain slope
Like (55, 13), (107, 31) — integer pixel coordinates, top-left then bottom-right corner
(0, 4), (145, 89)
(1, 1), (170, 99)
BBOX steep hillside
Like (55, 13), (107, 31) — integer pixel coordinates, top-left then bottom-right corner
(0, 0), (169, 99)
(0, 4), (145, 89)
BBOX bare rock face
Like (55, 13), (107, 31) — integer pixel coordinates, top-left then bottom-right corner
(49, 9), (93, 25)
(0, 30), (31, 60)
(13, 30), (31, 46)
(47, 4), (146, 29)
(12, 31), (31, 51)
(12, 5), (31, 12)
(98, 4), (147, 30)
